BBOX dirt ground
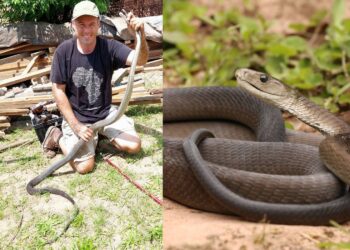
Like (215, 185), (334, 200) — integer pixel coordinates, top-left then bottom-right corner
(191, 0), (350, 33)
(164, 199), (350, 250)
(163, 1), (350, 249)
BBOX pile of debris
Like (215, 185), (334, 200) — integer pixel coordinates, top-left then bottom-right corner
(0, 16), (163, 136)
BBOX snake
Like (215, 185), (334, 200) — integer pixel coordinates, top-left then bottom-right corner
(163, 69), (350, 225)
(26, 17), (141, 243)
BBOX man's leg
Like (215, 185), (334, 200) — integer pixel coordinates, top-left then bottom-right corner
(59, 139), (95, 174)
(101, 113), (141, 154)
(111, 131), (141, 154)
(59, 120), (98, 174)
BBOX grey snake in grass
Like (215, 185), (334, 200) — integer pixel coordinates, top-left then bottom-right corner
(26, 26), (141, 243)
(163, 68), (350, 225)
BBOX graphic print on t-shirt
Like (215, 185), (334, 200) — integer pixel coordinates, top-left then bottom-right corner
(72, 67), (103, 105)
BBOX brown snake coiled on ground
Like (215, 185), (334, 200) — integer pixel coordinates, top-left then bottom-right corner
(163, 70), (350, 225)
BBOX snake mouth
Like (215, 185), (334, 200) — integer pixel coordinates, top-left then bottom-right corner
(237, 77), (262, 91)
(236, 76), (278, 99)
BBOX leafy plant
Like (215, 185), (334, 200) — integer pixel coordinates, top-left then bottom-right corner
(0, 0), (109, 23)
(164, 0), (350, 113)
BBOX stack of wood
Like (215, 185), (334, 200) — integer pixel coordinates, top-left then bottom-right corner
(0, 116), (10, 129)
(0, 46), (163, 132)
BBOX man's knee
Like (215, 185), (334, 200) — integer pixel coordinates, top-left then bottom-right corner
(112, 136), (141, 154)
(74, 157), (95, 174)
(126, 138), (141, 154)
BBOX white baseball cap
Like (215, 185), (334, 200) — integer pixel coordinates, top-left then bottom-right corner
(72, 1), (100, 20)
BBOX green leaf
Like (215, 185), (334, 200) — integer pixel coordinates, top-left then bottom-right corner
(283, 36), (307, 52)
(342, 19), (350, 31)
(338, 93), (350, 104)
(313, 46), (342, 71)
(267, 36), (307, 58)
(335, 74), (348, 86)
(238, 16), (263, 41)
(265, 56), (287, 78)
(267, 43), (297, 57)
(289, 23), (307, 32)
(163, 31), (190, 45)
(331, 0), (345, 28)
(310, 10), (328, 26)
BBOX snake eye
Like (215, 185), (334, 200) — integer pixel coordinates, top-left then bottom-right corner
(260, 74), (269, 83)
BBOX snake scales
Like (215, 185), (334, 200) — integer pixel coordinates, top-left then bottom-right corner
(26, 26), (141, 243)
(163, 69), (350, 225)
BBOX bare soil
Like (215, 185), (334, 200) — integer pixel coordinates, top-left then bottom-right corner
(164, 199), (350, 250)
(191, 0), (350, 33)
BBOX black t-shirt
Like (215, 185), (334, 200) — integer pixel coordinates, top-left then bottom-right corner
(50, 36), (132, 123)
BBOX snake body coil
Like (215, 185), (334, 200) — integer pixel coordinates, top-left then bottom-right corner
(163, 84), (350, 225)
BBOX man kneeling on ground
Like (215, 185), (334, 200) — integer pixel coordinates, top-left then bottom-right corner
(42, 0), (148, 174)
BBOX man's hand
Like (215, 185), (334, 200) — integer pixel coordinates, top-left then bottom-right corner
(73, 122), (94, 142)
(124, 11), (149, 66)
(126, 12), (145, 34)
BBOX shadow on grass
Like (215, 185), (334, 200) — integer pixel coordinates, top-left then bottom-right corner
(125, 105), (162, 117)
(1, 156), (40, 164)
(135, 123), (162, 138)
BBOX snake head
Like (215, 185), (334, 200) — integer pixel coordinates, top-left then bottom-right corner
(235, 68), (297, 105)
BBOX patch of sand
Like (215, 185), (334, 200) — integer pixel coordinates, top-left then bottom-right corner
(164, 199), (350, 250)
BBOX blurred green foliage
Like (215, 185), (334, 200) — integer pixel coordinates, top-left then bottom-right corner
(0, 0), (109, 23)
(164, 0), (350, 113)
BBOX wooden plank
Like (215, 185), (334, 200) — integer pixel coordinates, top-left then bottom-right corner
(0, 45), (53, 56)
(112, 94), (163, 102)
(0, 55), (51, 75)
(0, 116), (10, 122)
(111, 81), (144, 95)
(0, 44), (32, 56)
(148, 49), (162, 60)
(0, 57), (31, 72)
(0, 66), (51, 88)
(0, 87), (149, 109)
(21, 51), (46, 75)
(112, 86), (145, 96)
(0, 94), (53, 109)
(0, 52), (30, 65)
(0, 63), (27, 73)
(145, 58), (163, 67)
(119, 76), (143, 85)
(111, 68), (128, 83)
(0, 85), (149, 109)
(32, 82), (53, 92)
(112, 98), (162, 106)
(0, 108), (28, 116)
(46, 103), (58, 112)
(126, 65), (163, 73)
(0, 122), (11, 128)
(144, 65), (163, 72)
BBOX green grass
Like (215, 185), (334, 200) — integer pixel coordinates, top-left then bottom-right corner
(71, 213), (84, 229)
(0, 101), (162, 249)
(35, 214), (64, 239)
(72, 237), (97, 250)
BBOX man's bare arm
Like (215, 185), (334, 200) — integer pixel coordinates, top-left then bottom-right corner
(52, 83), (93, 141)
(125, 13), (149, 66)
(126, 32), (149, 66)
